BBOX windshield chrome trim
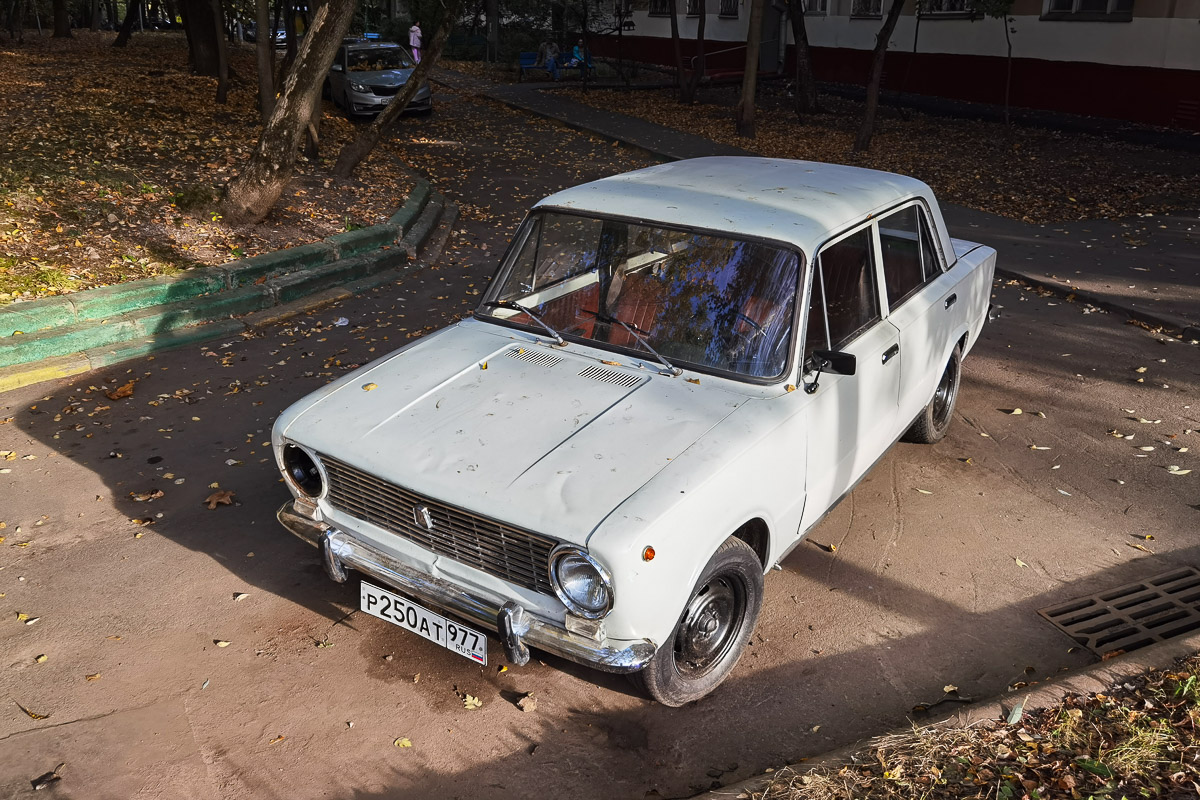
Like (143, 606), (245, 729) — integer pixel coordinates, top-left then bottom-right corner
(475, 207), (808, 388)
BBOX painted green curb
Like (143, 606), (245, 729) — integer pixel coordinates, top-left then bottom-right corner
(0, 184), (430, 340)
(326, 225), (399, 260)
(0, 185), (451, 389)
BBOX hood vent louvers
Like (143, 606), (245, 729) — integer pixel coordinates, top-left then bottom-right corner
(507, 348), (563, 368)
(578, 365), (643, 388)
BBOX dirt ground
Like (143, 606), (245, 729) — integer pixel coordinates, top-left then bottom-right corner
(1, 81), (1199, 799)
(0, 32), (414, 302)
(558, 83), (1200, 225)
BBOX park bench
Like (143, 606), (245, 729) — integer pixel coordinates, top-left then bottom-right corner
(517, 50), (590, 82)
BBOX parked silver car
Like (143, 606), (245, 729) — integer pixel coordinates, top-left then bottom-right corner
(326, 40), (432, 117)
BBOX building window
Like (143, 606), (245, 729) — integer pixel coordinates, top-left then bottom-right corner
(920, 0), (974, 13)
(1042, 0), (1132, 19)
(851, 0), (882, 17)
(648, 0), (670, 15)
(687, 0), (703, 15)
(718, 0), (738, 17)
(803, 0), (827, 13)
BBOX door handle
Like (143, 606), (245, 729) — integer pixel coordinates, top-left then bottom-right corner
(882, 344), (899, 364)
(944, 293), (958, 310)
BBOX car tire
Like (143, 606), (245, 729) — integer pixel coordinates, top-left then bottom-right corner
(904, 344), (962, 444)
(632, 536), (763, 707)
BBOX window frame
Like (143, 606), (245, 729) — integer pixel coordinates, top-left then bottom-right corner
(876, 200), (944, 312)
(804, 219), (884, 359)
(648, 0), (671, 17)
(802, 0), (828, 15)
(477, 207), (809, 387)
(1041, 0), (1133, 20)
(717, 0), (739, 18)
(686, 0), (704, 16)
(850, 0), (883, 19)
(801, 197), (948, 362)
(917, 0), (978, 18)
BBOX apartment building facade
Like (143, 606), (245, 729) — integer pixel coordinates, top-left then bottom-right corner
(595, 0), (1200, 129)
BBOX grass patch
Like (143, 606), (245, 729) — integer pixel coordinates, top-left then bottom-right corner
(755, 653), (1200, 800)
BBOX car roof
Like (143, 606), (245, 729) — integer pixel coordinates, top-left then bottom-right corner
(533, 157), (952, 258)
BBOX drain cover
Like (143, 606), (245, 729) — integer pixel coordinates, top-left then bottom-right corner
(1038, 566), (1200, 657)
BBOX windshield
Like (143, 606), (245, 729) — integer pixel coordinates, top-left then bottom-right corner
(347, 47), (413, 71)
(479, 212), (802, 380)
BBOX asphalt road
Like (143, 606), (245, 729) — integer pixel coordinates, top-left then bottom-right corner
(1, 86), (1198, 800)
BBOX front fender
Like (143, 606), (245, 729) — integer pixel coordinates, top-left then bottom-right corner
(587, 395), (811, 647)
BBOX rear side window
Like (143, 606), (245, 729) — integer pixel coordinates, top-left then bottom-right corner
(878, 204), (941, 309)
(808, 227), (881, 354)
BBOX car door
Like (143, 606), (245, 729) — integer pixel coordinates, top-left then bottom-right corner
(876, 202), (967, 423)
(800, 223), (902, 533)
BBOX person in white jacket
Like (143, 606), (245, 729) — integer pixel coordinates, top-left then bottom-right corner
(409, 22), (422, 62)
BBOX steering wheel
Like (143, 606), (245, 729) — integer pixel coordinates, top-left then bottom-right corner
(735, 312), (766, 340)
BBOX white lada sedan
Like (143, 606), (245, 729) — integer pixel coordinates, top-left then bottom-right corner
(273, 157), (997, 706)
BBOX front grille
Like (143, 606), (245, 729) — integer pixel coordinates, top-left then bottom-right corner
(321, 454), (557, 595)
(371, 85), (400, 96)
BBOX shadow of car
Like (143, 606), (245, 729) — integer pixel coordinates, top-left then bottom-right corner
(324, 38), (432, 118)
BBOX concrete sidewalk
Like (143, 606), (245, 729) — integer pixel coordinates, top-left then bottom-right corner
(435, 68), (1200, 339)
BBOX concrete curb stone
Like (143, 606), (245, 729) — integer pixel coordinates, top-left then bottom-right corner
(0, 182), (444, 388)
(695, 630), (1200, 800)
(0, 196), (458, 393)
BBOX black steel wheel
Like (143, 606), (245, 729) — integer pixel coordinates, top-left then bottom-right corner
(632, 536), (763, 707)
(904, 344), (962, 444)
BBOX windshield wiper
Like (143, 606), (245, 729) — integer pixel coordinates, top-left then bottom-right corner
(481, 300), (565, 346)
(589, 311), (681, 377)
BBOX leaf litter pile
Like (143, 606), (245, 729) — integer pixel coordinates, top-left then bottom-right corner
(0, 32), (414, 302)
(753, 654), (1200, 800)
(559, 85), (1200, 225)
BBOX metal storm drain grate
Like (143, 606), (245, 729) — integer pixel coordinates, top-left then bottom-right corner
(1038, 567), (1200, 657)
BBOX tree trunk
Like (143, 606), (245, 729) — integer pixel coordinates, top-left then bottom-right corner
(852, 0), (905, 152)
(681, 0), (705, 104)
(332, 0), (458, 178)
(550, 0), (563, 44)
(1002, 15), (1012, 126)
(180, 0), (222, 75)
(52, 0), (71, 36)
(222, 0), (356, 224)
(734, 0), (764, 138)
(484, 0), (497, 61)
(90, 0), (99, 30)
(254, 0), (275, 119)
(113, 0), (140, 45)
(667, 0), (683, 92)
(210, 0), (229, 102)
(786, 0), (817, 118)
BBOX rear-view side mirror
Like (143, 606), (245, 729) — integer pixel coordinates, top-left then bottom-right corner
(330, 63), (344, 72)
(813, 350), (856, 376)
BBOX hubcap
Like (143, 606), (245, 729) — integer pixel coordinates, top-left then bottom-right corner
(673, 574), (747, 678)
(932, 356), (959, 429)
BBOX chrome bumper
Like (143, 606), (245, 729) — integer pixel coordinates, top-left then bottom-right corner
(277, 501), (656, 673)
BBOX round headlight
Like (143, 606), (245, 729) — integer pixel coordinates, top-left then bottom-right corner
(282, 444), (324, 498)
(349, 81), (370, 93)
(550, 547), (613, 619)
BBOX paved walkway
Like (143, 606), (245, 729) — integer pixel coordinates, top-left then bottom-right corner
(433, 68), (1200, 338)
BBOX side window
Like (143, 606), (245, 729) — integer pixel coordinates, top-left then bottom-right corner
(878, 204), (941, 309)
(810, 227), (881, 352)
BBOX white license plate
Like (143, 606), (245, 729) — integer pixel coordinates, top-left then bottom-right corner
(360, 582), (487, 665)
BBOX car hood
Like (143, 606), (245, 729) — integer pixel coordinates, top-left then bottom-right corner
(278, 320), (748, 545)
(350, 68), (414, 85)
